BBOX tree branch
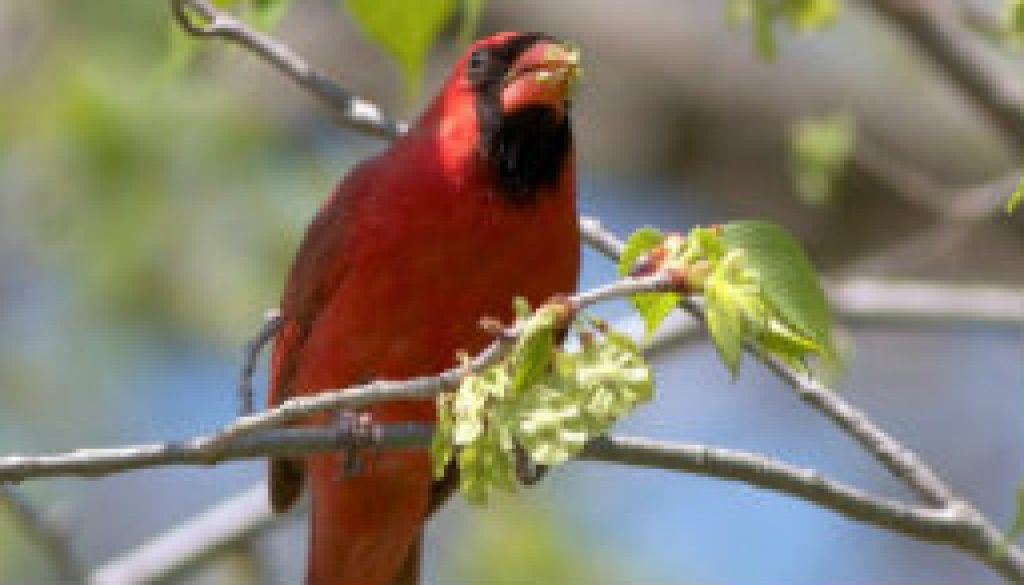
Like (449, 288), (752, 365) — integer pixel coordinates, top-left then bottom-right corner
(851, 135), (1022, 221)
(237, 308), (281, 416)
(0, 427), (975, 565)
(862, 0), (1024, 150)
(826, 278), (1024, 325)
(171, 0), (406, 139)
(89, 484), (279, 585)
(579, 436), (967, 543)
(840, 138), (1019, 278)
(77, 432), (992, 585)
(0, 426), (432, 483)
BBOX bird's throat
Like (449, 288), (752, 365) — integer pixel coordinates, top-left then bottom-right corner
(477, 104), (573, 204)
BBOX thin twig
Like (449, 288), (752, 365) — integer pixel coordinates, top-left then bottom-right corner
(238, 308), (281, 416)
(170, 0), (406, 138)
(89, 484), (279, 585)
(851, 136), (1022, 221)
(0, 484), (86, 584)
(841, 142), (1019, 278)
(826, 278), (1024, 325)
(862, 0), (1024, 150)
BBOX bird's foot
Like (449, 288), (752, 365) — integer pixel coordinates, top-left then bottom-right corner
(333, 410), (374, 479)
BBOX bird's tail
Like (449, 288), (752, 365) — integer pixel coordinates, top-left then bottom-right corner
(306, 450), (431, 585)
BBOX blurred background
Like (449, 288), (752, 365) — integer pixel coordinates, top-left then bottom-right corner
(0, 0), (1022, 583)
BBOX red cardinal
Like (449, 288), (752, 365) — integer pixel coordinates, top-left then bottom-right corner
(268, 33), (581, 585)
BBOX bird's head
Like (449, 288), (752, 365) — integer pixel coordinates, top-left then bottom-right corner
(425, 32), (582, 199)
(459, 32), (581, 120)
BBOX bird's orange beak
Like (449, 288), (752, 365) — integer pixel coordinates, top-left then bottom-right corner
(500, 41), (581, 116)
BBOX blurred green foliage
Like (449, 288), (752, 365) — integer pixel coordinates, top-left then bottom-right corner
(443, 497), (628, 584)
(1005, 0), (1024, 46)
(787, 113), (855, 207)
(726, 0), (840, 58)
(0, 0), (333, 347)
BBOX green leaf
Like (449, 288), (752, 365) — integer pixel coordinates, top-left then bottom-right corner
(788, 113), (855, 206)
(247, 0), (292, 30)
(511, 305), (559, 393)
(756, 318), (822, 372)
(704, 268), (745, 376)
(617, 227), (665, 276)
(457, 0), (487, 46)
(618, 227), (676, 339)
(514, 296), (531, 320)
(431, 395), (455, 478)
(632, 292), (680, 340)
(721, 221), (835, 360)
(726, 0), (755, 27)
(1007, 174), (1023, 214)
(753, 0), (777, 59)
(782, 0), (840, 31)
(343, 0), (458, 94)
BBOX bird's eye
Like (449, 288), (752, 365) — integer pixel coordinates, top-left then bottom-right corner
(467, 50), (486, 72)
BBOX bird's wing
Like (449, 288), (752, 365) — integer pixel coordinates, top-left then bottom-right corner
(266, 156), (379, 511)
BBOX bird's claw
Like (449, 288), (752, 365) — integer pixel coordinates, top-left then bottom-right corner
(333, 411), (374, 480)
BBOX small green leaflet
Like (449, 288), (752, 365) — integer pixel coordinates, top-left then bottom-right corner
(247, 0), (293, 30)
(617, 227), (665, 276)
(704, 268), (745, 376)
(721, 220), (836, 361)
(1007, 174), (1023, 214)
(617, 227), (679, 339)
(343, 0), (486, 95)
(511, 304), (559, 393)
